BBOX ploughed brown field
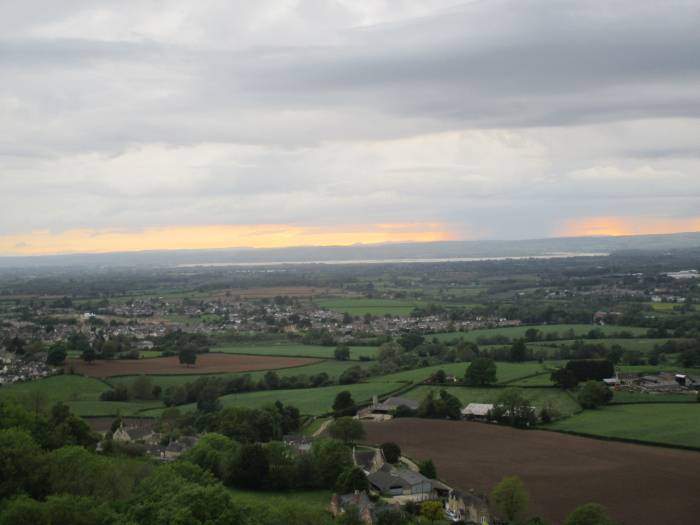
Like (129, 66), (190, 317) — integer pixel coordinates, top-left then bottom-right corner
(363, 418), (700, 525)
(66, 354), (321, 378)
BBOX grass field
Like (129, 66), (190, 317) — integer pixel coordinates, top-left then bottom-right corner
(213, 343), (377, 361)
(368, 361), (550, 385)
(66, 400), (163, 416)
(0, 374), (109, 403)
(107, 359), (370, 390)
(432, 324), (647, 343)
(611, 391), (697, 404)
(403, 385), (581, 417)
(546, 403), (700, 448)
(141, 381), (404, 416)
(315, 298), (425, 316)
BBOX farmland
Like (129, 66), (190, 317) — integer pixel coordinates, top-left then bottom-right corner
(363, 418), (700, 525)
(432, 324), (648, 342)
(0, 374), (109, 403)
(107, 359), (369, 389)
(368, 361), (552, 384)
(142, 381), (405, 417)
(403, 385), (581, 417)
(66, 354), (321, 378)
(212, 343), (378, 360)
(315, 297), (426, 316)
(546, 403), (700, 449)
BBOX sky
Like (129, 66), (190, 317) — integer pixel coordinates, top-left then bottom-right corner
(1, 0), (700, 255)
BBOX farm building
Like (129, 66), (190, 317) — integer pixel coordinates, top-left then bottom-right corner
(461, 403), (494, 420)
(445, 489), (491, 524)
(353, 447), (386, 475)
(358, 395), (420, 421)
(367, 464), (444, 502)
(329, 491), (375, 525)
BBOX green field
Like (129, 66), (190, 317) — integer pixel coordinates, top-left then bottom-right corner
(213, 343), (377, 360)
(611, 391), (697, 404)
(369, 361), (550, 385)
(315, 298), (426, 316)
(403, 385), (581, 417)
(107, 360), (370, 390)
(0, 374), (109, 403)
(546, 403), (700, 448)
(66, 400), (163, 416)
(432, 324), (647, 343)
(141, 381), (404, 416)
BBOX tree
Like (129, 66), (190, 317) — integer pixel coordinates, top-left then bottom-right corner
(565, 359), (614, 382)
(0, 428), (45, 499)
(431, 369), (447, 383)
(231, 443), (269, 489)
(509, 339), (528, 362)
(46, 344), (67, 366)
(178, 348), (197, 367)
(328, 417), (366, 444)
(311, 438), (353, 487)
(131, 375), (153, 400)
(196, 384), (222, 413)
(335, 466), (369, 493)
(81, 348), (96, 364)
(491, 389), (537, 428)
(551, 368), (579, 389)
(337, 505), (364, 525)
(491, 475), (529, 524)
(524, 329), (542, 342)
(577, 381), (612, 409)
(332, 391), (357, 417)
(418, 459), (436, 479)
(380, 442), (401, 464)
(376, 508), (405, 525)
(465, 357), (497, 386)
(564, 503), (615, 525)
(339, 366), (364, 385)
(420, 500), (444, 523)
(334, 345), (351, 361)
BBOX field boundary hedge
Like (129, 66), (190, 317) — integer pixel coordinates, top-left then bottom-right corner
(538, 427), (700, 453)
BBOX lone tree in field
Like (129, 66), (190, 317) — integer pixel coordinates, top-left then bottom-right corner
(577, 380), (612, 409)
(465, 357), (497, 386)
(46, 343), (67, 366)
(564, 503), (615, 525)
(332, 391), (357, 417)
(328, 417), (365, 444)
(178, 348), (197, 367)
(81, 347), (96, 365)
(334, 345), (351, 361)
(491, 475), (529, 524)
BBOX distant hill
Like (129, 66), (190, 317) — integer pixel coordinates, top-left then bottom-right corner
(1, 231), (700, 268)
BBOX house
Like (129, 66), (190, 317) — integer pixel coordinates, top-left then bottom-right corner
(111, 422), (155, 444)
(329, 491), (375, 525)
(445, 489), (491, 524)
(461, 403), (493, 420)
(368, 464), (434, 501)
(283, 434), (312, 454)
(353, 447), (386, 475)
(358, 395), (420, 421)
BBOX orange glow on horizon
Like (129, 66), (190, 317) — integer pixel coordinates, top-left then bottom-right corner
(0, 223), (456, 256)
(557, 216), (700, 237)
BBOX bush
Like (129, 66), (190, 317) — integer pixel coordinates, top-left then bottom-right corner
(380, 442), (401, 464)
(577, 381), (612, 409)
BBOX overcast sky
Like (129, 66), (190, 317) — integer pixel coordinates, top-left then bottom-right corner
(1, 0), (700, 255)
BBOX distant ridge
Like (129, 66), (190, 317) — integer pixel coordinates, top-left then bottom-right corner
(1, 231), (700, 269)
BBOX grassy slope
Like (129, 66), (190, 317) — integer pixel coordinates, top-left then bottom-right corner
(315, 298), (426, 316)
(107, 360), (369, 389)
(141, 381), (404, 416)
(213, 343), (377, 360)
(403, 385), (581, 417)
(369, 361), (549, 384)
(547, 404), (700, 448)
(0, 374), (109, 403)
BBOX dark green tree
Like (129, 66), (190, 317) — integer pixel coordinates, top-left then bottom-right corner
(465, 358), (497, 386)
